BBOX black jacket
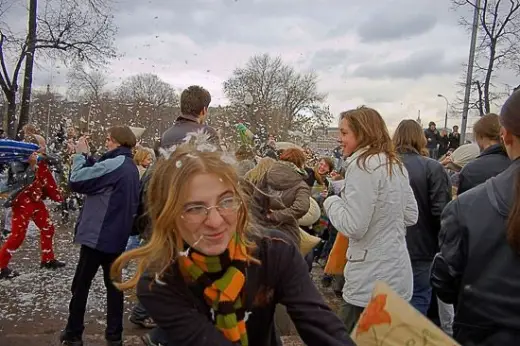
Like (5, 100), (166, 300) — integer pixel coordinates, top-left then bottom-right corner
(130, 165), (153, 238)
(424, 128), (440, 149)
(449, 132), (461, 150)
(137, 230), (353, 346)
(161, 114), (219, 148)
(438, 135), (450, 157)
(400, 152), (452, 261)
(457, 144), (511, 195)
(431, 159), (520, 345)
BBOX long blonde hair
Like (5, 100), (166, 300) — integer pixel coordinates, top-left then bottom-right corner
(244, 157), (275, 185)
(111, 144), (258, 290)
(340, 106), (402, 175)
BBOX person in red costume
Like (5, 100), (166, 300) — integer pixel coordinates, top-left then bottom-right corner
(0, 137), (65, 280)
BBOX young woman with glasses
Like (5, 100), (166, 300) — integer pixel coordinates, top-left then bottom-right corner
(111, 142), (354, 346)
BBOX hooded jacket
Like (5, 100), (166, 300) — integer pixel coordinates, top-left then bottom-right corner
(431, 158), (520, 345)
(323, 149), (418, 307)
(70, 146), (139, 254)
(253, 161), (310, 244)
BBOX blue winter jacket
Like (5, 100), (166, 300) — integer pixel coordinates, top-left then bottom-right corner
(69, 146), (140, 254)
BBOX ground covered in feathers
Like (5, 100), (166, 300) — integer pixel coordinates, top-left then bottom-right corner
(0, 211), (341, 345)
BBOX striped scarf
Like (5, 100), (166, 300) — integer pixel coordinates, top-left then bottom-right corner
(179, 233), (249, 345)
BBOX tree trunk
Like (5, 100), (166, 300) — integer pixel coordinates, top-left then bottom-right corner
(17, 0), (38, 137)
(476, 81), (485, 116)
(483, 39), (497, 115)
(6, 94), (17, 138)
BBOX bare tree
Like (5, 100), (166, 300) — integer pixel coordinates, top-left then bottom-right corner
(223, 54), (330, 139)
(117, 73), (178, 109)
(0, 0), (117, 138)
(116, 73), (178, 140)
(67, 62), (108, 103)
(453, 0), (520, 115)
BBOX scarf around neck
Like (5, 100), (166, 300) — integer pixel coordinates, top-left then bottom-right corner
(179, 232), (249, 345)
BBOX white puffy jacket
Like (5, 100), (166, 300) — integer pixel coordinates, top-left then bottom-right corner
(323, 149), (418, 307)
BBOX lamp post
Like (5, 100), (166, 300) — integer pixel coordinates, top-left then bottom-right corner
(461, 0), (481, 144)
(437, 94), (449, 129)
(244, 91), (254, 130)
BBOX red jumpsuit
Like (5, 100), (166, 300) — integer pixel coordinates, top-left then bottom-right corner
(0, 160), (63, 269)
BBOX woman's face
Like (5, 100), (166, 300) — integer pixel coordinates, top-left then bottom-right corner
(178, 173), (240, 256)
(142, 155), (153, 168)
(317, 159), (331, 175)
(339, 118), (359, 157)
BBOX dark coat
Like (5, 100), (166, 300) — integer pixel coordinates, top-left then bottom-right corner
(431, 159), (520, 345)
(457, 144), (510, 195)
(70, 146), (140, 254)
(400, 152), (452, 261)
(137, 230), (354, 346)
(161, 114), (219, 148)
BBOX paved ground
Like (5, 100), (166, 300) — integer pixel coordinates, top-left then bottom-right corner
(0, 212), (341, 346)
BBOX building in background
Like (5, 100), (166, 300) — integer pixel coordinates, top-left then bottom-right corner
(308, 127), (340, 153)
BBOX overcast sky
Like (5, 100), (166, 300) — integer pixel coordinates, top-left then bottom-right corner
(8, 0), (519, 131)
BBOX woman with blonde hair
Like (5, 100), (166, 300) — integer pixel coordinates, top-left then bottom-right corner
(133, 147), (155, 179)
(111, 142), (353, 346)
(243, 156), (275, 185)
(252, 148), (310, 246)
(323, 107), (418, 332)
(393, 120), (451, 315)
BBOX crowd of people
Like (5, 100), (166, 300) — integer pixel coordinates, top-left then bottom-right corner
(0, 85), (520, 346)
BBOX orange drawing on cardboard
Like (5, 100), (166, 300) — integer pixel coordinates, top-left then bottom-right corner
(356, 294), (392, 337)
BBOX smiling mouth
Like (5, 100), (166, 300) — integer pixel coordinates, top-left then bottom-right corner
(204, 232), (225, 240)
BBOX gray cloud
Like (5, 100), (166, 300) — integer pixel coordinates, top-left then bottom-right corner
(352, 50), (461, 80)
(0, 0), (482, 127)
(357, 13), (437, 42)
(309, 49), (349, 72)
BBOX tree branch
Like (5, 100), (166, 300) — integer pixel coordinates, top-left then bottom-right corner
(0, 31), (11, 88)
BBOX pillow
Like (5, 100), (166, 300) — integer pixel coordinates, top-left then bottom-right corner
(299, 228), (321, 255)
(298, 197), (321, 227)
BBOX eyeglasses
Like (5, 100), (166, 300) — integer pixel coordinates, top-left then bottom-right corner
(181, 197), (241, 223)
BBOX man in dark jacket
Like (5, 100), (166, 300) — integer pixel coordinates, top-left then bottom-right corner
(133, 85), (219, 346)
(61, 126), (139, 346)
(424, 122), (440, 159)
(161, 85), (219, 148)
(448, 125), (461, 150)
(438, 129), (450, 158)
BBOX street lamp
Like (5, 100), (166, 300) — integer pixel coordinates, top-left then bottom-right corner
(437, 94), (449, 130)
(244, 92), (253, 107)
(243, 91), (255, 136)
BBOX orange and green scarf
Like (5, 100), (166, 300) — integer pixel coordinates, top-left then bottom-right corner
(179, 233), (249, 345)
